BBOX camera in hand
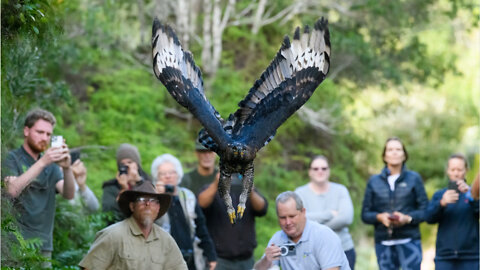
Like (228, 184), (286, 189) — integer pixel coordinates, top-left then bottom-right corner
(448, 181), (460, 193)
(164, 184), (175, 193)
(280, 243), (296, 257)
(118, 165), (129, 175)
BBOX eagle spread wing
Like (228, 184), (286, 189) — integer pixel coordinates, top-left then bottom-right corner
(152, 18), (330, 223)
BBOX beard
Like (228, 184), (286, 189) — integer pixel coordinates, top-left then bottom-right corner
(27, 136), (48, 153)
(132, 208), (157, 228)
(139, 216), (154, 227)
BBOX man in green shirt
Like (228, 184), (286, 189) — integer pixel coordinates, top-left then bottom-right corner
(79, 180), (187, 270)
(181, 141), (218, 195)
(3, 108), (76, 264)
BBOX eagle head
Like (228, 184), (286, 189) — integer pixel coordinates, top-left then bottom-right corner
(226, 142), (256, 163)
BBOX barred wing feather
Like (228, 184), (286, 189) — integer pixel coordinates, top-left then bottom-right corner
(231, 18), (331, 150)
(152, 19), (229, 151)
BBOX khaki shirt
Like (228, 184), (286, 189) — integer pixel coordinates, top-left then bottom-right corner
(79, 216), (187, 270)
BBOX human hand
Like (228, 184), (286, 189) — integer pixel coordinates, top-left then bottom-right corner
(155, 180), (166, 193)
(265, 244), (282, 262)
(55, 143), (71, 169)
(208, 261), (216, 270)
(41, 144), (70, 168)
(376, 212), (392, 227)
(116, 172), (129, 190)
(4, 176), (17, 185)
(72, 160), (87, 191)
(391, 211), (412, 227)
(440, 189), (459, 206)
(456, 180), (470, 193)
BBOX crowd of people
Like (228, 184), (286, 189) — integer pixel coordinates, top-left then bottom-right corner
(2, 108), (479, 270)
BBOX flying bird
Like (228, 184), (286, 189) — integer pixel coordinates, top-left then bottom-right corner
(152, 18), (330, 224)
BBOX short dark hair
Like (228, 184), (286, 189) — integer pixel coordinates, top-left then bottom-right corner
(447, 153), (469, 170)
(382, 137), (408, 165)
(24, 109), (56, 128)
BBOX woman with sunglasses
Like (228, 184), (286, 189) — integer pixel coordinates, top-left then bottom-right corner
(361, 137), (428, 270)
(295, 155), (356, 270)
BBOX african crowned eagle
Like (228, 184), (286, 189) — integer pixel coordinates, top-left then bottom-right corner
(152, 18), (330, 224)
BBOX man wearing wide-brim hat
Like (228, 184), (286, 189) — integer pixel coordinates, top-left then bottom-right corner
(79, 181), (188, 270)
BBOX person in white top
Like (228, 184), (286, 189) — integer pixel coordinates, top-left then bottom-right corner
(295, 155), (355, 270)
(71, 159), (99, 212)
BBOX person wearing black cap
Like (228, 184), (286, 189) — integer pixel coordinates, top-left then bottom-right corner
(102, 143), (151, 224)
(79, 180), (187, 270)
(181, 141), (218, 195)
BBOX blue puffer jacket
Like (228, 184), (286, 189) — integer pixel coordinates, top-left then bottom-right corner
(425, 185), (479, 260)
(361, 166), (428, 243)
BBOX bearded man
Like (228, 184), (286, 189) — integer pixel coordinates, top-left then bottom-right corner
(79, 180), (187, 269)
(3, 108), (76, 265)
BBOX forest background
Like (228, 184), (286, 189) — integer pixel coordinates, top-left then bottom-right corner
(1, 0), (478, 269)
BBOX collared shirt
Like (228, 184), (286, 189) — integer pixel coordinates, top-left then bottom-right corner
(265, 220), (350, 270)
(3, 146), (63, 251)
(79, 216), (188, 270)
(295, 182), (355, 251)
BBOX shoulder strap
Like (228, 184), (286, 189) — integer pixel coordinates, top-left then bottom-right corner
(178, 188), (195, 238)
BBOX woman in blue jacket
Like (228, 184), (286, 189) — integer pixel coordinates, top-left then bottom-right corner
(425, 154), (479, 270)
(361, 137), (428, 270)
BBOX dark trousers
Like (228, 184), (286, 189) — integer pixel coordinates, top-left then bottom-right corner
(345, 248), (356, 270)
(375, 240), (422, 270)
(215, 256), (254, 270)
(435, 259), (479, 270)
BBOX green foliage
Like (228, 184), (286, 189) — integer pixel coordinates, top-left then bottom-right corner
(52, 198), (109, 268)
(1, 192), (46, 269)
(1, 0), (478, 267)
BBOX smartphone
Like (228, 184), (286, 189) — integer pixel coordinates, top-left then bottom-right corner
(51, 135), (63, 148)
(388, 214), (400, 221)
(70, 151), (80, 164)
(448, 181), (460, 193)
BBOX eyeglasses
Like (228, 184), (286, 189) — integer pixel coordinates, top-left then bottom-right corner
(310, 167), (329, 171)
(158, 171), (177, 177)
(135, 197), (159, 205)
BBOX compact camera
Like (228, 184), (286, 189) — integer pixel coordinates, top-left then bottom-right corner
(118, 165), (129, 175)
(279, 243), (296, 257)
(164, 184), (175, 193)
(51, 135), (63, 148)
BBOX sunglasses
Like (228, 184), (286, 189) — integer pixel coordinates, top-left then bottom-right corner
(135, 197), (159, 205)
(310, 167), (329, 171)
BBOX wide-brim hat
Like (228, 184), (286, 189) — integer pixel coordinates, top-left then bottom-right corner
(118, 180), (171, 220)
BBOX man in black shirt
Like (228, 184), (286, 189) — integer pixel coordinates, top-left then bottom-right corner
(198, 174), (268, 270)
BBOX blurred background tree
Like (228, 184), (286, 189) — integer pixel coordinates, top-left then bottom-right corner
(2, 0), (478, 269)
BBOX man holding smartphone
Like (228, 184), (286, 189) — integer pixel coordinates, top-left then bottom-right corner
(2, 108), (76, 266)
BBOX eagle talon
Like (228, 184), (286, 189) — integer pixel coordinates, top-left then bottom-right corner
(237, 205), (245, 220)
(228, 211), (237, 224)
